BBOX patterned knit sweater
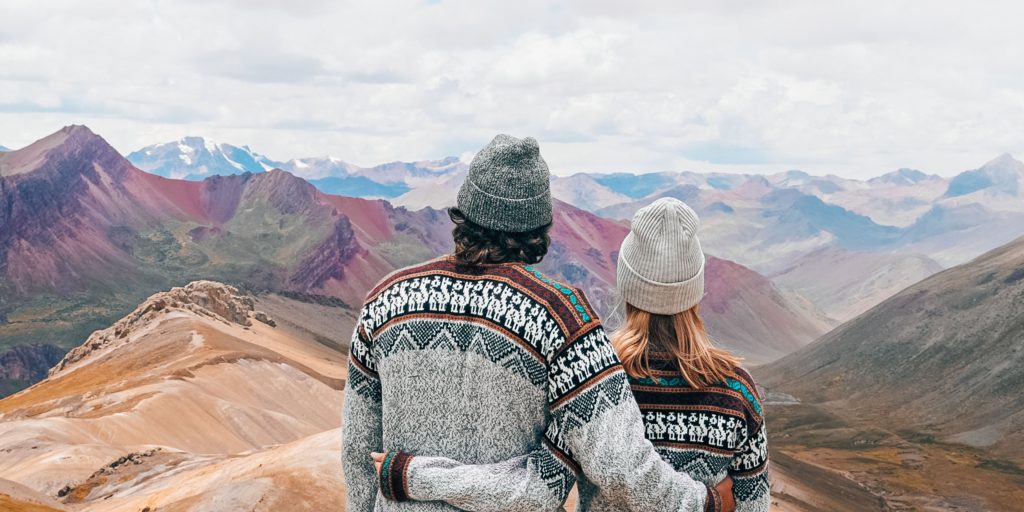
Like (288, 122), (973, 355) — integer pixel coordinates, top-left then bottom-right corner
(627, 355), (770, 512)
(342, 257), (719, 511)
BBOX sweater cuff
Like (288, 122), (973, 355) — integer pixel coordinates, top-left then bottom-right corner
(704, 482), (722, 512)
(378, 451), (414, 502)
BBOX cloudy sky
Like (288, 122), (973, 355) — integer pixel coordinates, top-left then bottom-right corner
(1, 0), (1022, 178)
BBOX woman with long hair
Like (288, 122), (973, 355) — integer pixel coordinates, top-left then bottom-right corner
(611, 197), (770, 512)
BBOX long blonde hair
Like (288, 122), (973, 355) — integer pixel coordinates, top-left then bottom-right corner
(611, 303), (740, 388)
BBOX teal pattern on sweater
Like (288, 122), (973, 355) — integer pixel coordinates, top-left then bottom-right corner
(524, 265), (591, 322)
(630, 376), (763, 416)
(726, 378), (762, 415)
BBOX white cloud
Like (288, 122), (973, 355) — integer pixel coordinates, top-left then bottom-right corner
(1, 0), (1023, 178)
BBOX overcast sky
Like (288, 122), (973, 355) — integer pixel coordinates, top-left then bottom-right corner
(1, 1), (1022, 178)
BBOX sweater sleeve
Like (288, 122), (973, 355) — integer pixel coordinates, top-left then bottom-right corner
(342, 322), (384, 511)
(729, 416), (770, 512)
(394, 439), (575, 511)
(545, 324), (712, 512)
(388, 321), (714, 512)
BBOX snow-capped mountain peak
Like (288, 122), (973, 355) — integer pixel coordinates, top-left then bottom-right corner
(127, 137), (280, 180)
(277, 156), (359, 179)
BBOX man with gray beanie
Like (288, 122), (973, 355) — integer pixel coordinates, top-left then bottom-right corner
(343, 134), (733, 511)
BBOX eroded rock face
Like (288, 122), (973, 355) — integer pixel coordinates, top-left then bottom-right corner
(49, 281), (272, 377)
(0, 345), (65, 384)
(289, 215), (360, 290)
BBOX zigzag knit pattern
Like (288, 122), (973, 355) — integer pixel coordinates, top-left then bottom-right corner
(376, 320), (548, 386)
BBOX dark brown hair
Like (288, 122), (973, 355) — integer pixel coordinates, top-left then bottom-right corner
(449, 208), (552, 266)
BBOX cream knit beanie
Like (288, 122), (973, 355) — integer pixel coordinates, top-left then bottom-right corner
(616, 197), (705, 315)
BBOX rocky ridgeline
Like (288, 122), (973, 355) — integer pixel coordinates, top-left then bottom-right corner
(50, 281), (275, 377)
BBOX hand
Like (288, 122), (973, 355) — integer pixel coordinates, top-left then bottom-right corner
(715, 476), (736, 512)
(371, 452), (385, 478)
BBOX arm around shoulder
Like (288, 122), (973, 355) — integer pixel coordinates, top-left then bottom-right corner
(546, 320), (713, 512)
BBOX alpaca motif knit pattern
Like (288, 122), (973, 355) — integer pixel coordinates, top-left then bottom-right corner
(629, 355), (771, 512)
(342, 256), (716, 512)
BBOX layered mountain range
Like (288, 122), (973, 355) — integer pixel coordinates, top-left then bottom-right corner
(384, 154), (1023, 322)
(548, 157), (1024, 321)
(0, 126), (827, 394)
(127, 135), (1024, 323)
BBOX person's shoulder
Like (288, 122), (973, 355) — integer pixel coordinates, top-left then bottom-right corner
(515, 264), (599, 334)
(730, 366), (759, 391)
(725, 365), (764, 421)
(363, 256), (454, 304)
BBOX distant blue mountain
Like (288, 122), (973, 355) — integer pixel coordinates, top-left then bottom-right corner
(793, 195), (901, 248)
(592, 173), (676, 198)
(0, 145), (8, 152)
(307, 176), (409, 198)
(903, 204), (994, 242)
(659, 184), (702, 203)
(762, 190), (901, 249)
(807, 179), (843, 194)
(869, 168), (935, 186)
(705, 176), (736, 190)
(707, 201), (735, 214)
(945, 154), (1023, 197)
(946, 171), (997, 197)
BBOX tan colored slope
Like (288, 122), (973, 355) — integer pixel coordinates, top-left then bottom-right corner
(62, 429), (345, 512)
(770, 247), (943, 322)
(0, 128), (71, 177)
(0, 282), (349, 508)
(0, 479), (67, 511)
(0, 494), (65, 512)
(768, 452), (884, 512)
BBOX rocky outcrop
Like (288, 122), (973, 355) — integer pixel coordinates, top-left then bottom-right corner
(57, 449), (164, 503)
(49, 281), (273, 377)
(0, 345), (65, 394)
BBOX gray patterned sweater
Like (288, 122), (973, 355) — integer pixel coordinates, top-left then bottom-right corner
(342, 257), (718, 511)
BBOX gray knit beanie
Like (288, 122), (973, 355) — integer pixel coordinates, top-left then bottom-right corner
(456, 134), (553, 232)
(617, 197), (705, 315)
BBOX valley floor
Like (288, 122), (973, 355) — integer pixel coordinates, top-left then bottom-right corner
(767, 403), (1024, 511)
